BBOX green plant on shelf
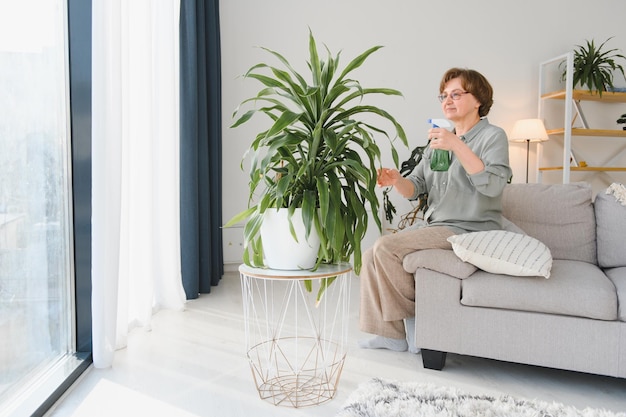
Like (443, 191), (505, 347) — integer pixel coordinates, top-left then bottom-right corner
(560, 37), (626, 96)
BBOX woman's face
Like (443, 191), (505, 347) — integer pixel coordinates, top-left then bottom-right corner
(440, 77), (481, 123)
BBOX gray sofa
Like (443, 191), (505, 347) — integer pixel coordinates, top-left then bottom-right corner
(403, 182), (626, 378)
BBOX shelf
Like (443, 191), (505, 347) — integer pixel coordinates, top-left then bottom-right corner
(547, 128), (626, 137)
(539, 53), (626, 184)
(539, 166), (626, 172)
(542, 89), (626, 103)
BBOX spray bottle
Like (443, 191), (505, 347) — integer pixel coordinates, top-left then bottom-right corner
(427, 118), (453, 171)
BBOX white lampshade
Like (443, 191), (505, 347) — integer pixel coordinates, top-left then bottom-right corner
(509, 119), (549, 143)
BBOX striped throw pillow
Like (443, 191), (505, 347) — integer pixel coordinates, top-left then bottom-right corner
(447, 230), (552, 279)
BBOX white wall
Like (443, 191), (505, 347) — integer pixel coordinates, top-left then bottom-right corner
(219, 0), (626, 265)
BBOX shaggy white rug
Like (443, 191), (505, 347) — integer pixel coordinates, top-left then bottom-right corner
(337, 378), (626, 417)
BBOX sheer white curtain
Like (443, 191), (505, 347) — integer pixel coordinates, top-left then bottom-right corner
(92, 0), (185, 368)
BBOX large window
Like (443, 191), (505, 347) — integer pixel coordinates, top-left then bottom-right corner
(0, 1), (92, 415)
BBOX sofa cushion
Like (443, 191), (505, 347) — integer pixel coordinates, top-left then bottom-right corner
(460, 260), (618, 321)
(595, 183), (626, 268)
(403, 249), (477, 279)
(604, 267), (626, 321)
(501, 183), (596, 264)
(447, 231), (552, 278)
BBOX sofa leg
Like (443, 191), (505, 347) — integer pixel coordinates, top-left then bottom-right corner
(422, 349), (447, 370)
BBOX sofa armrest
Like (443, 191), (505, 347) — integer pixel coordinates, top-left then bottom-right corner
(403, 248), (477, 279)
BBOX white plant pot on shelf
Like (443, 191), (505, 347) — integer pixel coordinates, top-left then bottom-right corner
(260, 208), (320, 270)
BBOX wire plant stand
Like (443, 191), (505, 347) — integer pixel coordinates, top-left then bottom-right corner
(239, 263), (352, 408)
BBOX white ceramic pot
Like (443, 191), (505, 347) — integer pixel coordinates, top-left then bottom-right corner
(260, 208), (320, 270)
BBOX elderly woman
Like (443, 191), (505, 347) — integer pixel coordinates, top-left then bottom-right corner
(359, 68), (512, 353)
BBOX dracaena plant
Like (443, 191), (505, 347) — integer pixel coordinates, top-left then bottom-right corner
(225, 30), (408, 276)
(561, 37), (626, 96)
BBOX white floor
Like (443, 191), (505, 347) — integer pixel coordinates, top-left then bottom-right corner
(45, 270), (626, 417)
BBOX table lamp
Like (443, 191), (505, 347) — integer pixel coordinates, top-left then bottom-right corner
(509, 118), (549, 183)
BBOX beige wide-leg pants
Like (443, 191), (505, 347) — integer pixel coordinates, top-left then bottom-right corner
(359, 225), (457, 339)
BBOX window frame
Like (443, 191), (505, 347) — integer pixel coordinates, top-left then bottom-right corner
(30, 0), (93, 415)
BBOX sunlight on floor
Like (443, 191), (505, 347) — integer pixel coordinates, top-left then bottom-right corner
(69, 380), (199, 417)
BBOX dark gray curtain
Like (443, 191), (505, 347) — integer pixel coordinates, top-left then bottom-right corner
(179, 0), (223, 299)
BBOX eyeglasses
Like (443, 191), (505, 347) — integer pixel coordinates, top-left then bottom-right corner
(437, 90), (470, 103)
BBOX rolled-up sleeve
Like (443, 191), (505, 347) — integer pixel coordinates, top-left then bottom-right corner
(469, 165), (510, 196)
(468, 130), (511, 197)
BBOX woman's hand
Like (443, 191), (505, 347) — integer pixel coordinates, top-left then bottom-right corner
(427, 127), (457, 150)
(428, 127), (485, 175)
(377, 168), (401, 187)
(377, 168), (416, 198)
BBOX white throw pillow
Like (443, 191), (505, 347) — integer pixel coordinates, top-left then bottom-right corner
(447, 230), (552, 279)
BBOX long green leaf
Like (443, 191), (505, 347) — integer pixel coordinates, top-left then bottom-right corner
(335, 45), (384, 83)
(266, 111), (301, 138)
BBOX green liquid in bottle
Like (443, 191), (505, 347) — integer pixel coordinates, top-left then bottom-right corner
(430, 149), (450, 171)
(428, 119), (451, 171)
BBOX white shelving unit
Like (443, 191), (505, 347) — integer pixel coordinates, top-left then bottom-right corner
(537, 52), (626, 183)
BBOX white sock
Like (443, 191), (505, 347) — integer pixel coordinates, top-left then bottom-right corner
(404, 317), (420, 354)
(358, 336), (408, 352)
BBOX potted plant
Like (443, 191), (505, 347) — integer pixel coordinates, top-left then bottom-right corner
(382, 144), (429, 231)
(226, 30), (408, 279)
(560, 37), (626, 96)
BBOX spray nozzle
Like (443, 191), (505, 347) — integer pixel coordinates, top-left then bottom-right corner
(427, 118), (453, 129)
